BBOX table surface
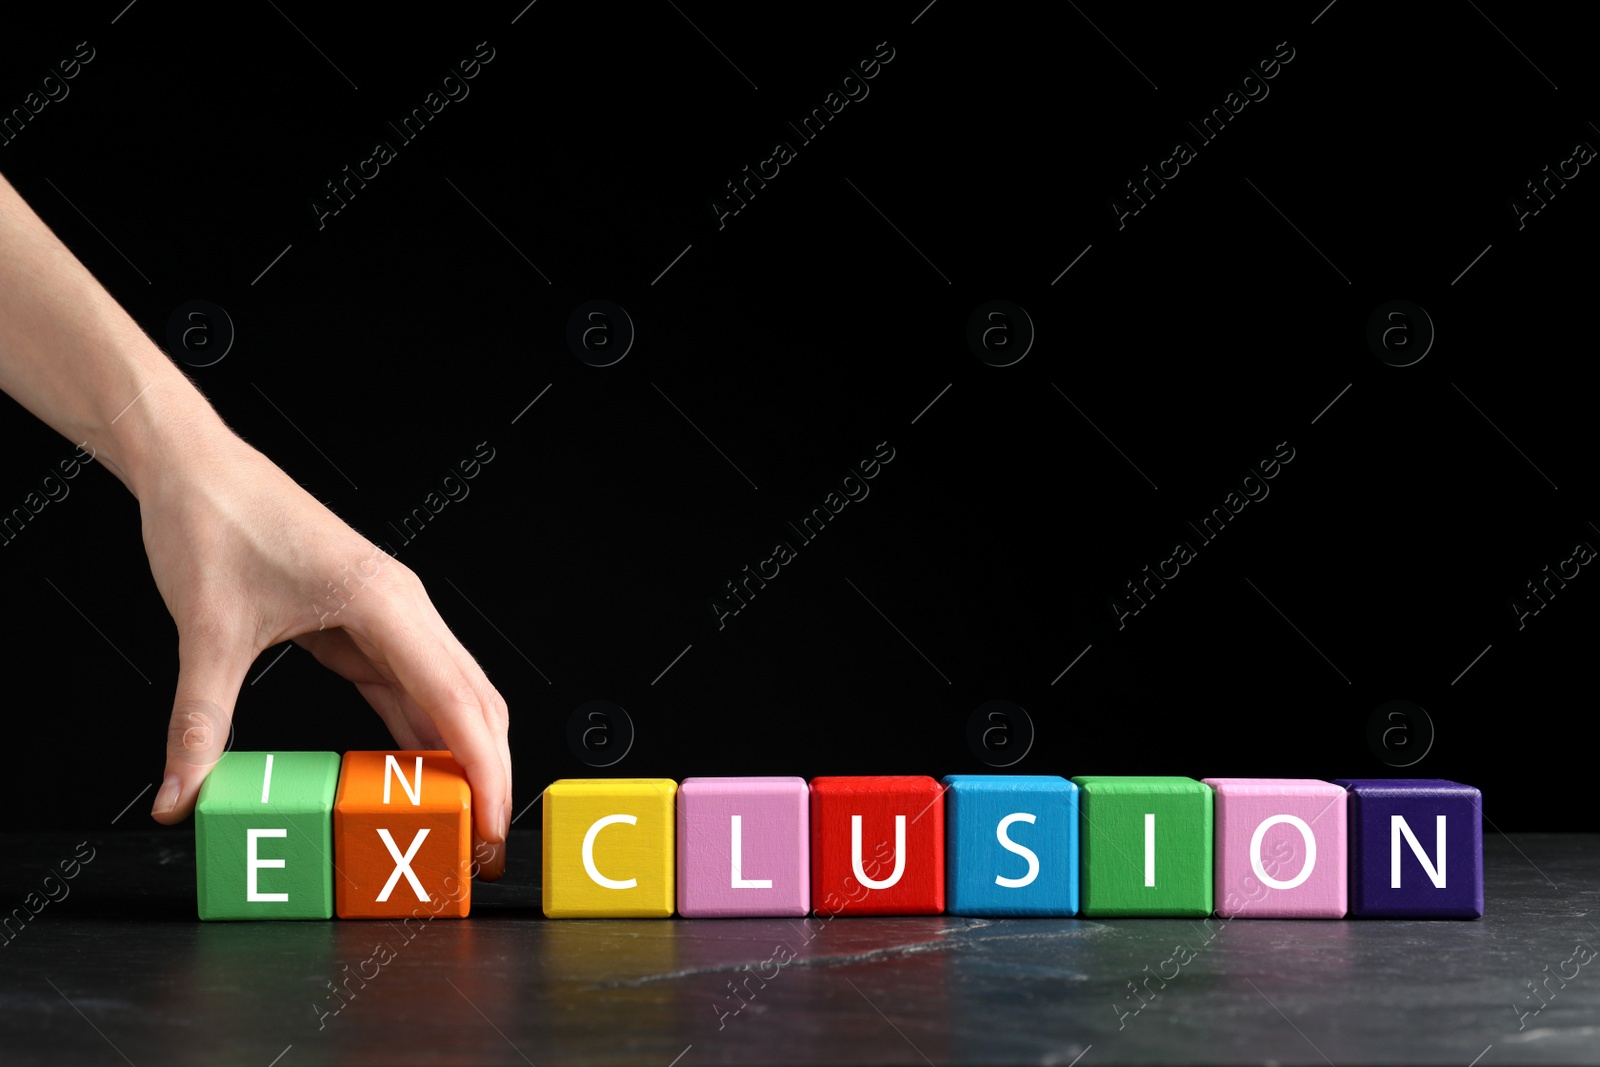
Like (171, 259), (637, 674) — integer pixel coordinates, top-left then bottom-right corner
(2, 830), (1595, 1066)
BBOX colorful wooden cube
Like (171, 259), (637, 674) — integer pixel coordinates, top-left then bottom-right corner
(196, 751), (340, 921)
(943, 775), (1079, 916)
(1331, 778), (1483, 918)
(676, 777), (809, 918)
(1203, 778), (1347, 918)
(809, 776), (944, 915)
(1072, 776), (1212, 917)
(543, 778), (678, 918)
(333, 751), (473, 919)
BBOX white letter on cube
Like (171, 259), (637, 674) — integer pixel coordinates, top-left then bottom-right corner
(995, 812), (1041, 889)
(1391, 815), (1446, 889)
(583, 814), (638, 889)
(1250, 814), (1316, 890)
(247, 828), (288, 902)
(730, 815), (772, 889)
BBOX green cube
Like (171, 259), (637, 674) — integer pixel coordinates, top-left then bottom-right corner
(1072, 776), (1213, 917)
(196, 751), (341, 920)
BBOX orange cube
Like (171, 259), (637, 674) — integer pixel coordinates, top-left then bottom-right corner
(333, 751), (473, 919)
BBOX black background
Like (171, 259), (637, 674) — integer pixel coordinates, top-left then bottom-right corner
(1, 1), (1592, 833)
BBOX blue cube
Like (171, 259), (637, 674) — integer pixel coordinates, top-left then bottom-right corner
(943, 775), (1079, 916)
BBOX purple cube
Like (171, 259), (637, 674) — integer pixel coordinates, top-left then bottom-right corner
(1330, 779), (1483, 918)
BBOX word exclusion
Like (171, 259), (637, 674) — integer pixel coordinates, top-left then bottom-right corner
(193, 756), (1483, 922)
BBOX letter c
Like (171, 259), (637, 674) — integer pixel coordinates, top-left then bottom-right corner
(582, 814), (637, 889)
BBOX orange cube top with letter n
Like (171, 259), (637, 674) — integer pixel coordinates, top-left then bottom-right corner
(333, 751), (473, 919)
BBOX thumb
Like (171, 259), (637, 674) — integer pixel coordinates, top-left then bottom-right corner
(151, 640), (253, 824)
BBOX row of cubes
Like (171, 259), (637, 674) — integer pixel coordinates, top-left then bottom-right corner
(193, 752), (1482, 920)
(547, 775), (1482, 919)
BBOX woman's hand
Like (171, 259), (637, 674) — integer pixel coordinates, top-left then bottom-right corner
(141, 426), (510, 881)
(0, 171), (511, 874)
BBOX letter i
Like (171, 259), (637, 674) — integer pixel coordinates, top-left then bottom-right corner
(1144, 813), (1156, 887)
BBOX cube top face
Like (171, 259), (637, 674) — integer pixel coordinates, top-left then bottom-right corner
(334, 751), (469, 813)
(1332, 779), (1481, 798)
(677, 777), (809, 918)
(810, 776), (945, 797)
(197, 751), (341, 814)
(195, 752), (340, 921)
(810, 776), (944, 916)
(545, 778), (680, 803)
(1072, 776), (1205, 793)
(1205, 778), (1346, 796)
(682, 776), (807, 791)
(678, 777), (806, 799)
(1071, 775), (1212, 917)
(1332, 778), (1483, 918)
(333, 751), (473, 920)
(1202, 778), (1347, 918)
(942, 775), (1079, 917)
(941, 774), (1077, 793)
(543, 778), (678, 919)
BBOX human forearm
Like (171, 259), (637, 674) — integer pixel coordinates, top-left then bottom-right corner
(0, 170), (228, 496)
(0, 168), (510, 878)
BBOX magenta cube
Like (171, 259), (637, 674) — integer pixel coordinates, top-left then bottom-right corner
(676, 777), (810, 917)
(1203, 778), (1348, 918)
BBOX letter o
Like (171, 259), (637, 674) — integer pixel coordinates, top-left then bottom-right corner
(1249, 814), (1315, 890)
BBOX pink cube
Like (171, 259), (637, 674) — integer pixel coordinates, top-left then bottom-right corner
(676, 777), (810, 918)
(1203, 778), (1348, 918)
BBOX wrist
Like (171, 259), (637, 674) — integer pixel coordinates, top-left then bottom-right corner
(100, 350), (235, 501)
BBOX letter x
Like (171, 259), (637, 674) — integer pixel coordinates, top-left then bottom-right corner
(376, 828), (430, 902)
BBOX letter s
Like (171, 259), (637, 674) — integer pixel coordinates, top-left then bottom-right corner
(994, 813), (1041, 889)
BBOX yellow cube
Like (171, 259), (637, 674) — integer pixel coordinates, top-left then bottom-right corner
(542, 779), (678, 918)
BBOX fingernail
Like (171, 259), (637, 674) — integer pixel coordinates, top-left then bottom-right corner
(498, 804), (509, 842)
(151, 774), (182, 816)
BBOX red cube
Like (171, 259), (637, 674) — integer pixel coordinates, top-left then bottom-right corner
(809, 776), (944, 915)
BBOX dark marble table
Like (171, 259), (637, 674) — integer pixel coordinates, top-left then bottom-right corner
(3, 830), (1595, 1065)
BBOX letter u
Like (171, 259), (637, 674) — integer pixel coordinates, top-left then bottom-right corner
(851, 815), (905, 889)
